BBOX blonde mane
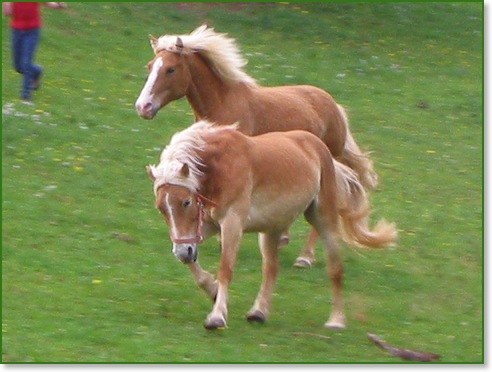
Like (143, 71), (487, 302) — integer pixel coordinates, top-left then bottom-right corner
(152, 25), (256, 86)
(148, 121), (236, 195)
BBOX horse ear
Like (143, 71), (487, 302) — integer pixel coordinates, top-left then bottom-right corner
(149, 34), (158, 52)
(146, 165), (156, 181)
(175, 37), (184, 53)
(180, 163), (190, 178)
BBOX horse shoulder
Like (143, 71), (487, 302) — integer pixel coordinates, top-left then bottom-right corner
(200, 130), (254, 215)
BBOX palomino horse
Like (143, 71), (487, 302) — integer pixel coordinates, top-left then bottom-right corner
(136, 25), (379, 268)
(147, 121), (397, 330)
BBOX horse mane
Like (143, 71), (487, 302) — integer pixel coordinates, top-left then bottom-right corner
(149, 121), (236, 195)
(152, 25), (257, 86)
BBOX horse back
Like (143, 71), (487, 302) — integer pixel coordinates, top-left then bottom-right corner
(248, 85), (347, 156)
(250, 130), (335, 182)
(201, 129), (334, 191)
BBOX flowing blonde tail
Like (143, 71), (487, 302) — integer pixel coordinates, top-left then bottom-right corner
(337, 104), (379, 190)
(334, 161), (397, 248)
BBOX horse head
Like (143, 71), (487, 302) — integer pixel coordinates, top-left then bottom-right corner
(136, 25), (256, 121)
(135, 36), (192, 120)
(147, 164), (208, 264)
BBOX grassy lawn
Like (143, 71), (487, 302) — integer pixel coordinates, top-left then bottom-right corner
(2, 2), (483, 363)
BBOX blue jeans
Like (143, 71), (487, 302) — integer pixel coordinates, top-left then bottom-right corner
(12, 28), (43, 100)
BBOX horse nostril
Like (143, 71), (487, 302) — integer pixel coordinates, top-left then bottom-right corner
(143, 102), (153, 112)
(187, 246), (193, 257)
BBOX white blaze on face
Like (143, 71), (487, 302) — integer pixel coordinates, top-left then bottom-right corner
(165, 192), (179, 244)
(135, 57), (164, 108)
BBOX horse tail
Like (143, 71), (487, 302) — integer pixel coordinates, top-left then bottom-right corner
(333, 160), (397, 248)
(336, 104), (379, 190)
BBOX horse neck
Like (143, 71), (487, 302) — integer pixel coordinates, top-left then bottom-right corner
(185, 54), (247, 122)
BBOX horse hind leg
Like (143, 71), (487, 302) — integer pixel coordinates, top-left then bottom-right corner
(293, 227), (318, 268)
(305, 204), (347, 329)
(323, 237), (346, 330)
(279, 229), (290, 248)
(246, 232), (281, 324)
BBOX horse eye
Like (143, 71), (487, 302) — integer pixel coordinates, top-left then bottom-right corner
(167, 67), (176, 75)
(183, 200), (191, 208)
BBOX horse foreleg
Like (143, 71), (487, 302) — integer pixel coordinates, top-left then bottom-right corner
(204, 215), (243, 330)
(293, 227), (319, 268)
(247, 232), (281, 323)
(187, 261), (218, 302)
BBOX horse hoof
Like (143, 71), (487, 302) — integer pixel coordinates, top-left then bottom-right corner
(324, 320), (346, 330)
(325, 312), (346, 329)
(204, 317), (226, 330)
(246, 310), (266, 323)
(293, 257), (312, 268)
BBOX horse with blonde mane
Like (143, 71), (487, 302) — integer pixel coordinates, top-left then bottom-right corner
(147, 121), (397, 330)
(137, 25), (379, 268)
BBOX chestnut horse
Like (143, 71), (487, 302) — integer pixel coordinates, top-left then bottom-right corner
(147, 121), (397, 330)
(136, 25), (379, 268)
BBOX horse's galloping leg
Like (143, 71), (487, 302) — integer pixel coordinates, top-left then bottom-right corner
(247, 232), (281, 323)
(323, 237), (346, 330)
(204, 215), (243, 330)
(187, 261), (218, 302)
(293, 227), (319, 268)
(305, 201), (346, 329)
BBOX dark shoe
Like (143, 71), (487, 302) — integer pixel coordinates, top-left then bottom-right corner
(32, 72), (42, 91)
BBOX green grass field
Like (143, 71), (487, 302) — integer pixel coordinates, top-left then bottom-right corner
(2, 2), (483, 363)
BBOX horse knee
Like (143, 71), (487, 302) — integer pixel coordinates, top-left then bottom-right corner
(198, 278), (218, 300)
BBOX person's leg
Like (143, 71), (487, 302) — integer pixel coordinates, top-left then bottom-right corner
(19, 29), (42, 100)
(11, 28), (25, 76)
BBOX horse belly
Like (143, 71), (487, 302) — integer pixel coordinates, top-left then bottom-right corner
(243, 190), (316, 233)
(243, 132), (324, 233)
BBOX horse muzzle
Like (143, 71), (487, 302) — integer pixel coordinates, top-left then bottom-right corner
(172, 243), (198, 264)
(135, 100), (158, 120)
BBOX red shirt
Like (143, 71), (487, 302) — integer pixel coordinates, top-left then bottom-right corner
(11, 2), (41, 30)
